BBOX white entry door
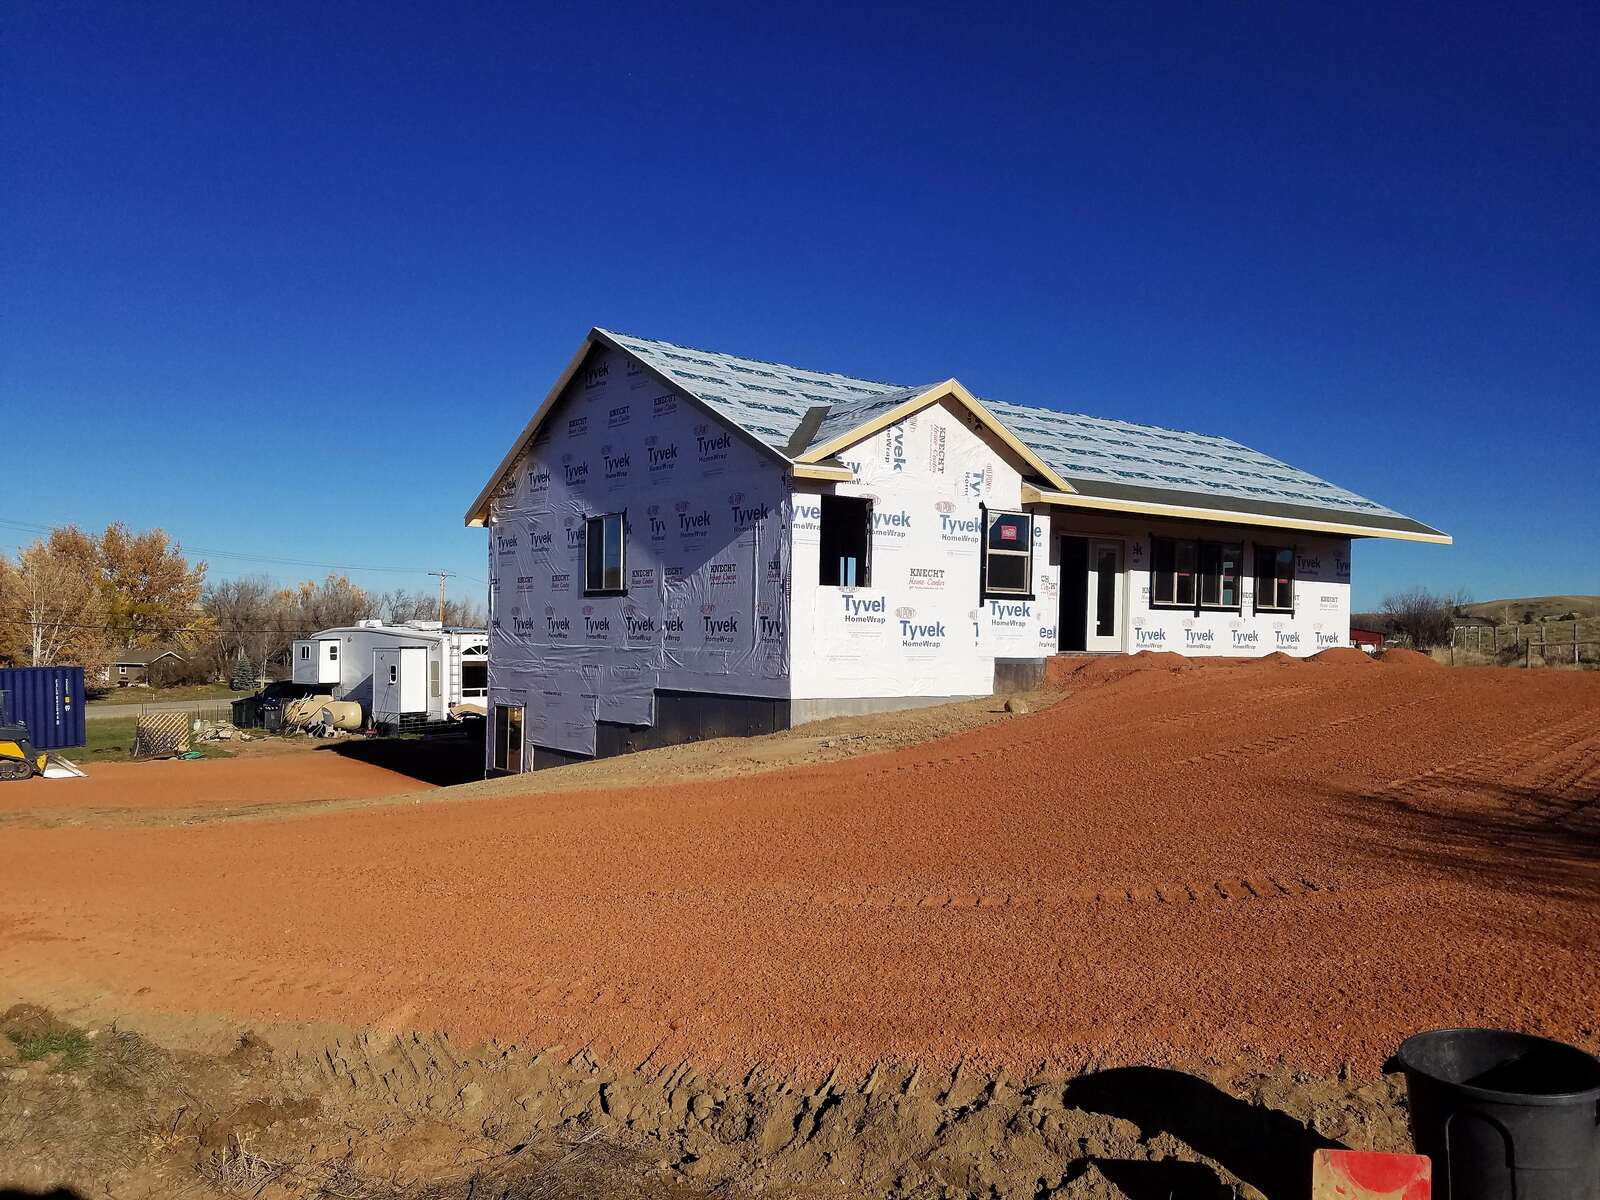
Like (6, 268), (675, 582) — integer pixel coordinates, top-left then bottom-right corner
(1086, 539), (1125, 652)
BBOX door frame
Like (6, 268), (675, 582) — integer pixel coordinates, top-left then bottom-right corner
(492, 703), (525, 773)
(1085, 537), (1126, 653)
(1057, 532), (1127, 654)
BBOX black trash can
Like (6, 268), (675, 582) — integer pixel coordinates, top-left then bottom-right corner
(1395, 1028), (1600, 1200)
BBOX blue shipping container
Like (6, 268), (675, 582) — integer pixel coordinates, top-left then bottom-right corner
(0, 666), (87, 750)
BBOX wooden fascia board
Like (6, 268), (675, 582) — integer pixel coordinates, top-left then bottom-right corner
(796, 380), (1075, 493)
(791, 463), (855, 482)
(1018, 484), (1452, 545)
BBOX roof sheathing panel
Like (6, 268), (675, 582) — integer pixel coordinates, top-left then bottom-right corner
(983, 397), (1405, 520)
(588, 329), (1429, 533)
(600, 329), (902, 447)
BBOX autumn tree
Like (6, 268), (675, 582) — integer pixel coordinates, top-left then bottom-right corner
(375, 588), (486, 627)
(0, 527), (111, 671)
(290, 574), (374, 632)
(98, 522), (207, 648)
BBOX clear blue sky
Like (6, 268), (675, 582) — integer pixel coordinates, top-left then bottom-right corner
(4, 1), (1595, 609)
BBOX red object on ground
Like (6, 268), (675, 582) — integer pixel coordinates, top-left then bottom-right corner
(1313, 1149), (1430, 1199)
(1350, 628), (1385, 650)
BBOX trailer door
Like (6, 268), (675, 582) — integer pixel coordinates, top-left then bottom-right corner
(317, 639), (341, 685)
(372, 647), (427, 720)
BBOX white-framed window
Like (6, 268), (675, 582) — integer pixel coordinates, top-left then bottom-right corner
(429, 658), (440, 698)
(118, 665), (127, 676)
(299, 645), (310, 660)
(1254, 544), (1296, 613)
(819, 495), (871, 587)
(388, 664), (397, 684)
(584, 512), (626, 594)
(982, 508), (1033, 598)
(328, 643), (338, 661)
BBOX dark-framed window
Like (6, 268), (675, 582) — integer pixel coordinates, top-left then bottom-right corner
(1152, 536), (1243, 612)
(1198, 541), (1243, 610)
(1254, 543), (1295, 613)
(1150, 536), (1198, 608)
(584, 512), (626, 594)
(981, 506), (1034, 599)
(819, 494), (872, 587)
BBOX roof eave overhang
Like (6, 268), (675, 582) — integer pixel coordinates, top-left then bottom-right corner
(1018, 484), (1452, 545)
(795, 380), (1077, 494)
(464, 334), (599, 527)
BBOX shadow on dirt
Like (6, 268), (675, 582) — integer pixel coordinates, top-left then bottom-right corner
(1064, 1067), (1342, 1200)
(1, 1191), (88, 1199)
(1063, 1158), (1232, 1198)
(315, 726), (485, 788)
(1325, 775), (1600, 900)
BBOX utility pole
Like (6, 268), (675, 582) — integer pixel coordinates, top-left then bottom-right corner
(428, 571), (454, 625)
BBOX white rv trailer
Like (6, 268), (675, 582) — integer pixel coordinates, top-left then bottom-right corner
(290, 620), (488, 728)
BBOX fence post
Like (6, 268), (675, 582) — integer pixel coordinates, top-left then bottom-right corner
(1524, 637), (1530, 668)
(1576, 623), (1581, 665)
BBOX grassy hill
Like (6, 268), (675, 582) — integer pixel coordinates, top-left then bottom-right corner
(1457, 595), (1599, 624)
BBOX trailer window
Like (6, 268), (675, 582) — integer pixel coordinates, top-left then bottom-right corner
(819, 495), (871, 587)
(328, 644), (338, 662)
(1199, 541), (1243, 610)
(299, 645), (309, 661)
(461, 660), (487, 695)
(1254, 544), (1295, 612)
(429, 658), (440, 697)
(1150, 537), (1197, 608)
(982, 509), (1033, 597)
(388, 665), (397, 684)
(584, 513), (626, 594)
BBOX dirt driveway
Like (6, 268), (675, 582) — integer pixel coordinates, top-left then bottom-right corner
(2, 655), (1597, 1083)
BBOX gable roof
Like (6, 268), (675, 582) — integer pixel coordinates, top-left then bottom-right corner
(466, 329), (1449, 543)
(111, 647), (184, 666)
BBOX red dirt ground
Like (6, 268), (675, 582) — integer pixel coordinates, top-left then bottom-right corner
(2, 659), (1597, 1082)
(6, 750), (437, 811)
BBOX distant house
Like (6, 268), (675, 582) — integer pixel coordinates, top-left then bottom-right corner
(101, 647), (186, 687)
(1349, 627), (1385, 653)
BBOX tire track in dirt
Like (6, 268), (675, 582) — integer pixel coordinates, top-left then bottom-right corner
(641, 874), (1349, 916)
(1366, 711), (1600, 807)
(1171, 691), (1448, 769)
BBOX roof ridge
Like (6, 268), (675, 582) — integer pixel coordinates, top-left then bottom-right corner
(596, 327), (909, 392)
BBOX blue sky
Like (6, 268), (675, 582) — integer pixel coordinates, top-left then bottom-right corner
(3, 1), (1595, 609)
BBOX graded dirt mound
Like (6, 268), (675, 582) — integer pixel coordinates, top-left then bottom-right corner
(1311, 646), (1373, 665)
(1377, 647), (1443, 669)
(1247, 650), (1300, 667)
(0, 1003), (1411, 1200)
(1045, 651), (1199, 687)
(3, 662), (1598, 1090)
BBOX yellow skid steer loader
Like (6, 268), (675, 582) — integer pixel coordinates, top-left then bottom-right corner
(0, 721), (48, 781)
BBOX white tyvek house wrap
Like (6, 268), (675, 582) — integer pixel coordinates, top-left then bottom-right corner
(789, 398), (1058, 701)
(487, 346), (789, 759)
(1119, 533), (1352, 655)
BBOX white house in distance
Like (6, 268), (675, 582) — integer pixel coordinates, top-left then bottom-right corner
(466, 328), (1448, 773)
